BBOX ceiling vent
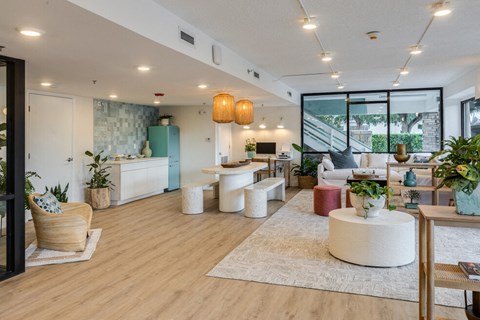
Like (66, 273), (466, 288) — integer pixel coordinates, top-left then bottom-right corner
(178, 27), (195, 47)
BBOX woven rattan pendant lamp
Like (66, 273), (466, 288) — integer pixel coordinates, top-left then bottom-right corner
(212, 93), (235, 123)
(234, 99), (254, 125)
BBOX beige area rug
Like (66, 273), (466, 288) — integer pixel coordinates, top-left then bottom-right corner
(207, 190), (480, 307)
(25, 229), (102, 267)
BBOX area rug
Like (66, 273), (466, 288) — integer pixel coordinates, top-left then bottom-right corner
(25, 229), (102, 267)
(207, 191), (480, 307)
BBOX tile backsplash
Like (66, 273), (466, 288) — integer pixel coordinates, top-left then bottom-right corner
(94, 99), (159, 155)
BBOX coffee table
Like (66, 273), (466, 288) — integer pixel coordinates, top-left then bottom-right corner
(328, 207), (415, 267)
(346, 176), (387, 187)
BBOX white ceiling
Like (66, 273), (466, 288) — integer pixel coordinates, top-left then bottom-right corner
(1, 0), (479, 107)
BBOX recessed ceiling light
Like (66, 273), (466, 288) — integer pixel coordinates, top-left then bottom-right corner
(198, 84), (208, 89)
(109, 94), (118, 99)
(432, 1), (452, 16)
(259, 124), (266, 129)
(331, 72), (340, 79)
(337, 84), (345, 89)
(137, 66), (151, 71)
(393, 81), (400, 87)
(40, 82), (52, 87)
(400, 68), (409, 75)
(302, 17), (317, 30)
(409, 45), (423, 55)
(320, 52), (332, 62)
(17, 28), (44, 37)
(243, 125), (250, 129)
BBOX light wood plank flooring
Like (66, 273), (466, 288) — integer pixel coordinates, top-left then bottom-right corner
(0, 188), (465, 320)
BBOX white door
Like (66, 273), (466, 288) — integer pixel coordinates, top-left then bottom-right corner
(28, 93), (73, 197)
(216, 123), (231, 164)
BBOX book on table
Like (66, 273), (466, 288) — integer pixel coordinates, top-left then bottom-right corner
(458, 262), (480, 280)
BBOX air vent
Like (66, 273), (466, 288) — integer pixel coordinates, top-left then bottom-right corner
(178, 27), (195, 47)
(253, 71), (260, 79)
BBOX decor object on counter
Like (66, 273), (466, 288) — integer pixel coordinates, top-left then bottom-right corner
(291, 143), (319, 189)
(347, 180), (395, 218)
(431, 135), (480, 215)
(84, 150), (114, 209)
(212, 93), (235, 123)
(235, 100), (254, 125)
(221, 159), (251, 168)
(403, 168), (417, 187)
(403, 189), (421, 209)
(394, 143), (410, 163)
(158, 114), (173, 126)
(142, 140), (152, 158)
(45, 183), (69, 203)
(245, 138), (256, 159)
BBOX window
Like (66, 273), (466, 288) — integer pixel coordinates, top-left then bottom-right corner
(301, 88), (442, 155)
(461, 98), (479, 138)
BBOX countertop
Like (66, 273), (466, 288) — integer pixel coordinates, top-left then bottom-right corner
(106, 157), (168, 165)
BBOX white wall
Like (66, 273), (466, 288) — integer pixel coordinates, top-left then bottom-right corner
(160, 105), (216, 185)
(232, 106), (301, 186)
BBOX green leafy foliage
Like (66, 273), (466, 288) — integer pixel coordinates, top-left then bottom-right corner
(431, 135), (480, 194)
(85, 150), (114, 189)
(347, 180), (396, 216)
(290, 143), (320, 178)
(45, 183), (69, 203)
(0, 160), (41, 210)
(371, 134), (423, 152)
(245, 138), (256, 152)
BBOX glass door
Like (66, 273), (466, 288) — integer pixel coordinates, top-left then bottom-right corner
(0, 61), (5, 273)
(462, 98), (479, 138)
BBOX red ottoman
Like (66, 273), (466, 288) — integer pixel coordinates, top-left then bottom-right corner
(313, 185), (342, 216)
(346, 188), (352, 208)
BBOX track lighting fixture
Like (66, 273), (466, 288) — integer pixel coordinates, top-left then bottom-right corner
(331, 72), (340, 79)
(432, 1), (452, 16)
(409, 45), (423, 55)
(302, 17), (317, 30)
(400, 68), (409, 75)
(320, 52), (332, 62)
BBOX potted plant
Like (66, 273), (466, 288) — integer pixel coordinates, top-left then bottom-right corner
(45, 183), (69, 203)
(347, 180), (396, 218)
(403, 189), (421, 209)
(85, 150), (114, 209)
(158, 114), (173, 126)
(290, 143), (319, 189)
(431, 135), (480, 215)
(245, 138), (256, 159)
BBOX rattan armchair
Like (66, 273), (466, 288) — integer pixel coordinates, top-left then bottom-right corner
(28, 194), (93, 252)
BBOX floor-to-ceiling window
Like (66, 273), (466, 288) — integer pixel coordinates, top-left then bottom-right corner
(461, 97), (479, 138)
(301, 88), (443, 156)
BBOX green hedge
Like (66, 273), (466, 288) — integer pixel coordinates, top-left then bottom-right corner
(371, 134), (423, 152)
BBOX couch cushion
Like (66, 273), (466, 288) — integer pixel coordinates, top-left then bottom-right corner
(33, 192), (63, 214)
(328, 147), (358, 169)
(368, 153), (389, 169)
(322, 158), (335, 171)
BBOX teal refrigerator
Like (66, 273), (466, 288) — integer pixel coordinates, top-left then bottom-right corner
(148, 125), (180, 191)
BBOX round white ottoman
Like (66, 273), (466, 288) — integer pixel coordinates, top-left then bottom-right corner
(181, 185), (203, 214)
(328, 208), (415, 267)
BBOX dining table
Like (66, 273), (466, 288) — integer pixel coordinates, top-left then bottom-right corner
(201, 162), (267, 212)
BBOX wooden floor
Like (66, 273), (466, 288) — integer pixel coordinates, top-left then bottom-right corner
(0, 188), (466, 320)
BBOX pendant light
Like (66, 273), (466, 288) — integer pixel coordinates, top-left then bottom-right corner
(212, 93), (235, 123)
(234, 99), (254, 125)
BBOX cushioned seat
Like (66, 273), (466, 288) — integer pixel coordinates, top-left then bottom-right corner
(28, 194), (93, 252)
(313, 185), (342, 216)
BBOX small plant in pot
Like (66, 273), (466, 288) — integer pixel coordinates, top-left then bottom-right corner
(403, 189), (421, 209)
(245, 138), (256, 159)
(290, 143), (319, 189)
(85, 150), (114, 209)
(430, 135), (480, 215)
(347, 180), (396, 219)
(158, 114), (173, 126)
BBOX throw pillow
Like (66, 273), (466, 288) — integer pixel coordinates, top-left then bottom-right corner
(328, 147), (358, 169)
(322, 158), (334, 171)
(33, 192), (63, 214)
(368, 153), (389, 169)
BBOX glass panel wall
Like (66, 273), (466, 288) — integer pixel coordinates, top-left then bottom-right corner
(390, 90), (441, 152)
(462, 98), (480, 138)
(303, 94), (347, 152)
(0, 62), (5, 273)
(301, 88), (442, 154)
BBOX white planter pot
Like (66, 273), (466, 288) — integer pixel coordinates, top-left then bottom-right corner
(350, 193), (385, 218)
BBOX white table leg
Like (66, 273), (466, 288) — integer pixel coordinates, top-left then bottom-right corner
(219, 172), (253, 212)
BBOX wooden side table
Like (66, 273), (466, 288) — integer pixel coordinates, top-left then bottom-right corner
(418, 205), (480, 319)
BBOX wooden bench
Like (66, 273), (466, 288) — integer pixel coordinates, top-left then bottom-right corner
(181, 179), (219, 214)
(244, 177), (285, 218)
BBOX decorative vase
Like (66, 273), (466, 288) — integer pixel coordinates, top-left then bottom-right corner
(142, 140), (152, 158)
(246, 151), (255, 159)
(297, 176), (316, 189)
(85, 187), (110, 209)
(453, 184), (480, 215)
(394, 143), (410, 163)
(350, 193), (385, 218)
(160, 118), (170, 126)
(403, 168), (417, 187)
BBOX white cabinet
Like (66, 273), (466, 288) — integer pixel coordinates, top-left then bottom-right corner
(108, 158), (168, 205)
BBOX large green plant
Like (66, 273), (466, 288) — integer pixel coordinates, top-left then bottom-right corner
(85, 150), (113, 189)
(347, 180), (396, 217)
(431, 135), (480, 195)
(45, 183), (69, 203)
(0, 160), (41, 210)
(290, 143), (320, 178)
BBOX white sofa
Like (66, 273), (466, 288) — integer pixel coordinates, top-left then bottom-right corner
(317, 152), (451, 205)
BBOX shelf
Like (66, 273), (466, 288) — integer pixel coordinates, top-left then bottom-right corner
(435, 263), (480, 291)
(389, 182), (451, 192)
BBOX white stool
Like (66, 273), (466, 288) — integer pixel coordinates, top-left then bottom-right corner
(244, 177), (285, 218)
(181, 180), (219, 214)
